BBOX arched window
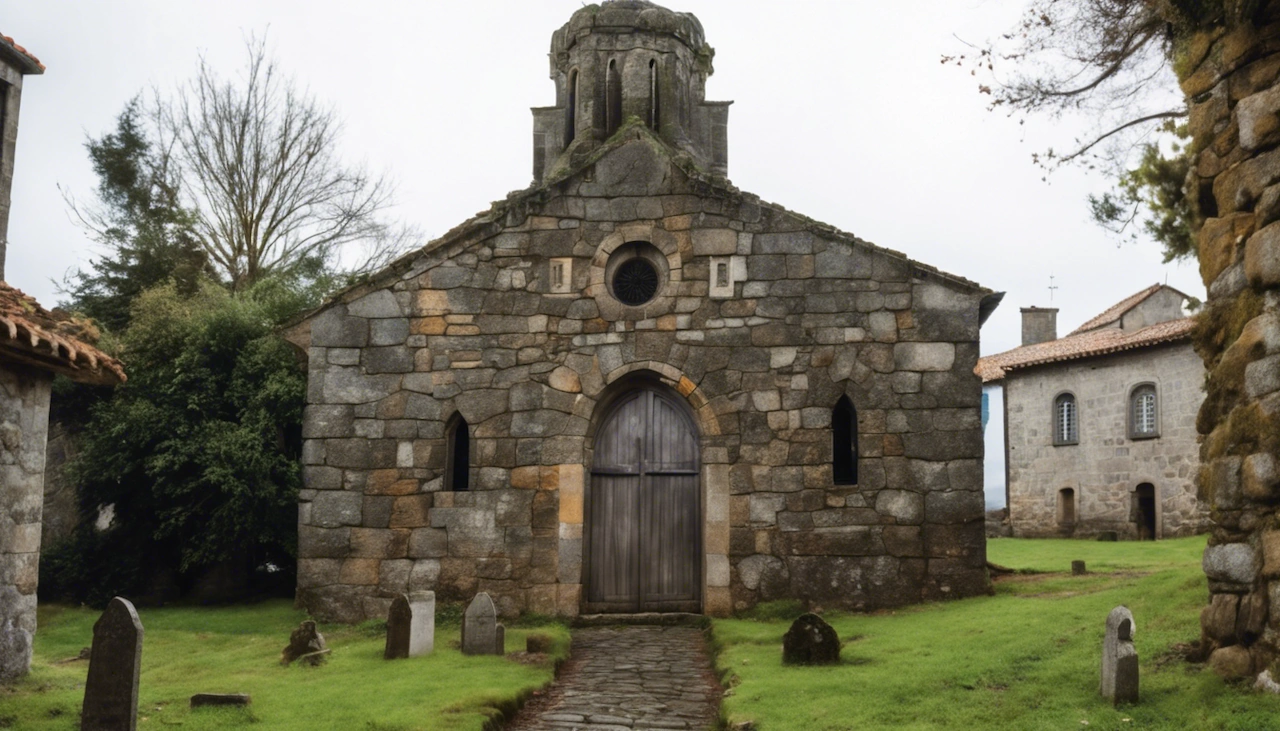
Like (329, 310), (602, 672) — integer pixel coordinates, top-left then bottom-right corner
(565, 69), (578, 146)
(446, 414), (470, 492)
(648, 59), (660, 131)
(1053, 393), (1078, 446)
(1058, 488), (1076, 525)
(1129, 384), (1158, 439)
(606, 59), (622, 137)
(833, 395), (858, 485)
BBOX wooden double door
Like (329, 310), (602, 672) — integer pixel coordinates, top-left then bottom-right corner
(585, 387), (701, 613)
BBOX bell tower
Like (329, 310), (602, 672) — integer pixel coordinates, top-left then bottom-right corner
(531, 0), (731, 184)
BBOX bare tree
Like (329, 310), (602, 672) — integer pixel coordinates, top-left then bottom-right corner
(166, 37), (396, 290)
(946, 0), (1188, 173)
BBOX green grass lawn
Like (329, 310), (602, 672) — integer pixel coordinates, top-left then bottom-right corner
(0, 599), (568, 730)
(714, 535), (1280, 730)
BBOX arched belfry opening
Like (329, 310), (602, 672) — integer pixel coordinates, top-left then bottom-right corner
(606, 59), (622, 137)
(584, 377), (701, 613)
(565, 69), (578, 146)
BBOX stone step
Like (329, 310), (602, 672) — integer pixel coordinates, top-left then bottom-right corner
(572, 613), (709, 628)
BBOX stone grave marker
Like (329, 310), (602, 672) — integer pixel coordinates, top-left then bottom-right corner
(281, 620), (328, 666)
(407, 591), (436, 657)
(782, 613), (840, 665)
(462, 592), (504, 656)
(385, 594), (412, 660)
(80, 596), (143, 731)
(1101, 605), (1138, 704)
(384, 591), (435, 659)
(1072, 560), (1087, 575)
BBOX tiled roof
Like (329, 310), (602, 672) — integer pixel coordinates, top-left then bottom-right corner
(0, 33), (44, 73)
(975, 317), (1195, 383)
(0, 282), (124, 385)
(1068, 283), (1192, 335)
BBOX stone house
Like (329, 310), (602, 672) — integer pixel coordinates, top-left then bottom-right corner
(0, 35), (126, 682)
(976, 285), (1208, 539)
(285, 0), (1001, 622)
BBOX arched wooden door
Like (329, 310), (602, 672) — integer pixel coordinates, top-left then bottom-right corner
(585, 387), (701, 613)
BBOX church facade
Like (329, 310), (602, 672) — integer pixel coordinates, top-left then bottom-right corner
(286, 1), (1000, 622)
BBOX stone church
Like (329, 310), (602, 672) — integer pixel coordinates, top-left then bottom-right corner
(286, 0), (1001, 622)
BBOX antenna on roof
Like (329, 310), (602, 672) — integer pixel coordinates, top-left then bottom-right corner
(1048, 275), (1058, 302)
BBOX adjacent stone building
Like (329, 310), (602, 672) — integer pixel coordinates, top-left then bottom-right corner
(977, 285), (1208, 540)
(0, 35), (126, 682)
(285, 0), (1001, 622)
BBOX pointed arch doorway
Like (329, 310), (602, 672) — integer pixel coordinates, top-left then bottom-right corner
(584, 384), (702, 613)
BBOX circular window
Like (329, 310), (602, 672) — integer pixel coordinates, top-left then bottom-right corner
(612, 258), (659, 306)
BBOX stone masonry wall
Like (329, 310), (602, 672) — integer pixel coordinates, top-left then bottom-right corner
(1004, 343), (1207, 538)
(295, 138), (989, 622)
(0, 364), (52, 682)
(1180, 4), (1280, 676)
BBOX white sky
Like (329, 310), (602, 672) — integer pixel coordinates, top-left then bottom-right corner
(4, 0), (1203, 360)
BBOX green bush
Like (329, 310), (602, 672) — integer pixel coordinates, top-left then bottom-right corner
(41, 280), (308, 606)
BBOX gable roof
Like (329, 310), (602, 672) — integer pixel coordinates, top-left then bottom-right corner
(0, 33), (44, 74)
(0, 282), (125, 385)
(288, 122), (991, 330)
(1068, 283), (1192, 335)
(976, 284), (1196, 383)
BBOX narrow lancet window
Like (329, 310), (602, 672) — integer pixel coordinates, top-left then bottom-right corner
(566, 69), (578, 146)
(833, 395), (858, 485)
(649, 59), (660, 130)
(607, 59), (622, 137)
(447, 414), (470, 492)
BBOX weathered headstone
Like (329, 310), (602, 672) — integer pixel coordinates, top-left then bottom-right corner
(526, 632), (553, 654)
(190, 693), (251, 708)
(1072, 560), (1087, 575)
(1101, 606), (1138, 704)
(385, 594), (412, 660)
(462, 592), (503, 656)
(80, 597), (143, 731)
(408, 591), (436, 657)
(782, 613), (840, 665)
(384, 591), (435, 659)
(281, 620), (328, 666)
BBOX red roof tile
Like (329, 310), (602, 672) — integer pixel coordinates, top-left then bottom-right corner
(0, 33), (44, 73)
(1068, 283), (1193, 335)
(0, 282), (124, 385)
(976, 316), (1194, 382)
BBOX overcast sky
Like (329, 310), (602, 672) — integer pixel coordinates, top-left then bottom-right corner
(4, 0), (1203, 359)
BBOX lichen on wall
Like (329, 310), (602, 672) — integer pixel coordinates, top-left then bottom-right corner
(0, 364), (52, 683)
(1180, 3), (1280, 676)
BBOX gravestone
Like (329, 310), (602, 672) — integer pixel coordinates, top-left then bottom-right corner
(80, 597), (143, 731)
(1072, 561), (1087, 575)
(384, 591), (435, 659)
(190, 693), (251, 708)
(407, 591), (436, 657)
(385, 594), (412, 660)
(462, 592), (504, 656)
(281, 620), (328, 666)
(1101, 606), (1138, 704)
(782, 613), (840, 665)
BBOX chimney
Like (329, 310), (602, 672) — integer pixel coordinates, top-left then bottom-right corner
(1021, 307), (1058, 346)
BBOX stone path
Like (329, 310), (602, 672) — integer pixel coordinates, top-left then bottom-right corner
(506, 625), (722, 731)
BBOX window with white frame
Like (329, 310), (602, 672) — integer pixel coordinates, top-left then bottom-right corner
(1130, 384), (1158, 439)
(1054, 393), (1078, 446)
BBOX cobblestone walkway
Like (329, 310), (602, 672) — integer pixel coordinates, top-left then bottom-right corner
(506, 625), (722, 731)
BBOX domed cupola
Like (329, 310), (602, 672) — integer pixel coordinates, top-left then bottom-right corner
(531, 0), (731, 183)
